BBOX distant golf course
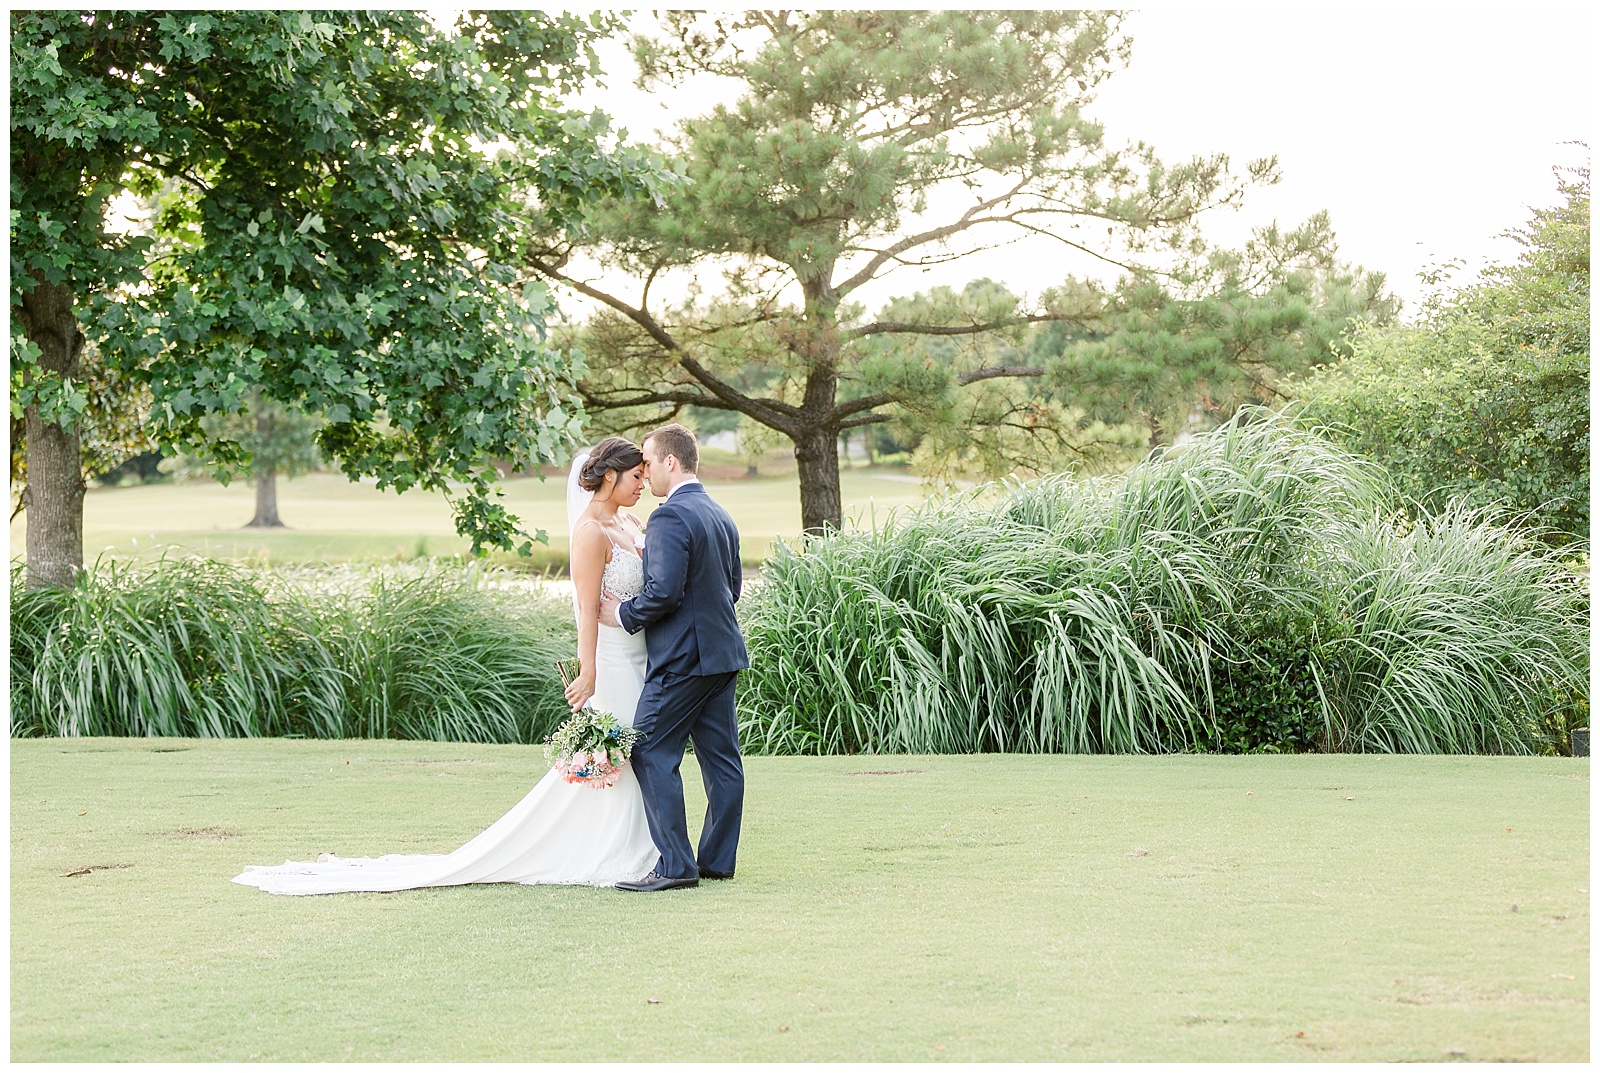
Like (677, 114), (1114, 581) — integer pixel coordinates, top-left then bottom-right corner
(12, 463), (933, 570)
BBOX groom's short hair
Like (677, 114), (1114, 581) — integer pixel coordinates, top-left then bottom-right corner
(645, 423), (698, 473)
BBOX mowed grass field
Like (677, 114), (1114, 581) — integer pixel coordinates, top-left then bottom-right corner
(11, 740), (1588, 1062)
(10, 466), (931, 568)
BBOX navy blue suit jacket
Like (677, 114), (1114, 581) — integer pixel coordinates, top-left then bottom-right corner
(617, 482), (749, 679)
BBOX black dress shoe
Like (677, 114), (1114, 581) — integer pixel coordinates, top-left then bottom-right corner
(615, 870), (699, 892)
(698, 868), (734, 880)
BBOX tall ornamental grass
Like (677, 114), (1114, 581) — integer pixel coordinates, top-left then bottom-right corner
(9, 559), (575, 743)
(1322, 504), (1589, 753)
(737, 419), (1588, 755)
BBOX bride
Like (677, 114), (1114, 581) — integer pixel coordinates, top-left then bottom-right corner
(232, 438), (658, 895)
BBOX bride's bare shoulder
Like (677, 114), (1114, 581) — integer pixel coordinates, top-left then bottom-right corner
(569, 518), (612, 560)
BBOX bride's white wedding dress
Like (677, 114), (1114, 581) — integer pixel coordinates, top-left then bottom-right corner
(232, 510), (657, 895)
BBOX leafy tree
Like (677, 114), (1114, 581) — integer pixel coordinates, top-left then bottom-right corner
(1041, 213), (1399, 447)
(1293, 168), (1590, 543)
(10, 10), (659, 585)
(165, 391), (322, 528)
(526, 11), (1279, 532)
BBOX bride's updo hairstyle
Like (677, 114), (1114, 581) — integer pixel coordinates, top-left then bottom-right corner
(578, 436), (645, 492)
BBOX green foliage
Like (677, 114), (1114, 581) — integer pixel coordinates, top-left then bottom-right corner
(9, 557), (345, 738)
(858, 279), (1146, 486)
(9, 559), (576, 743)
(1320, 501), (1589, 754)
(1192, 608), (1328, 754)
(14, 434), (1583, 756)
(1044, 213), (1399, 444)
(1293, 169), (1590, 543)
(315, 569), (574, 743)
(10, 11), (665, 553)
(737, 418), (1588, 755)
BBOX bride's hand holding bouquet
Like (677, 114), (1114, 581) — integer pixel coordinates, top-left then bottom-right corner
(562, 666), (596, 712)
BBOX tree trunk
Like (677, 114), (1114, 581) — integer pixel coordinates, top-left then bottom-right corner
(245, 399), (284, 527)
(794, 425), (843, 534)
(17, 282), (86, 588)
(792, 292), (845, 534)
(248, 469), (283, 528)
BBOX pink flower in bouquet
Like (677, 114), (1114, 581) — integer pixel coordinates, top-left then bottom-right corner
(594, 748), (609, 768)
(572, 750), (588, 768)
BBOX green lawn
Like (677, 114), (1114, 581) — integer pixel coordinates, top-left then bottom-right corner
(12, 467), (932, 568)
(10, 740), (1588, 1061)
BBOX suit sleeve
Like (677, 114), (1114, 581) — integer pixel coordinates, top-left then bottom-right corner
(618, 505), (691, 634)
(728, 517), (742, 604)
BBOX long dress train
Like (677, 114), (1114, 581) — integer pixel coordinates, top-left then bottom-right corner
(231, 549), (657, 895)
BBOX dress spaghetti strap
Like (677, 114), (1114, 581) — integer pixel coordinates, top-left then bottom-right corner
(574, 516), (629, 559)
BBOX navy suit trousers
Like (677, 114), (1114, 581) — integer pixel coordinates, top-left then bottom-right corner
(630, 670), (743, 879)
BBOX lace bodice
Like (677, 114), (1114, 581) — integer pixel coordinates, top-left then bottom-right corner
(601, 540), (645, 600)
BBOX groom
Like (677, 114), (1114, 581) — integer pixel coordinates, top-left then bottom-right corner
(599, 423), (748, 892)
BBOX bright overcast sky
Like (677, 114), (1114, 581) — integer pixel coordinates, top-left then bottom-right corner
(557, 7), (1592, 322)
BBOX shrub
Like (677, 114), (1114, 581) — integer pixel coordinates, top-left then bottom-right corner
(1320, 503), (1589, 754)
(737, 418), (1588, 754)
(10, 558), (344, 738)
(9, 558), (575, 743)
(318, 567), (574, 743)
(1292, 169), (1589, 544)
(1193, 608), (1328, 754)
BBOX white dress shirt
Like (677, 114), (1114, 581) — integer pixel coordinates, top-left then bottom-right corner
(662, 475), (701, 502)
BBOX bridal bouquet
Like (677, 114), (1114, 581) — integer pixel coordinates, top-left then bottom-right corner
(543, 708), (643, 789)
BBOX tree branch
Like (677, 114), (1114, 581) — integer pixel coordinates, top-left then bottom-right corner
(838, 412), (893, 430)
(839, 198), (1195, 295)
(985, 211), (1155, 276)
(828, 364), (1045, 423)
(576, 384), (741, 413)
(852, 230), (1036, 279)
(846, 313), (1077, 340)
(958, 364), (1047, 385)
(639, 259), (663, 317)
(525, 255), (802, 430)
(832, 178), (1028, 298)
(680, 307), (784, 340)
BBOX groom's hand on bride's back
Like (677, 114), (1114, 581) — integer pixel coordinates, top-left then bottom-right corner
(598, 591), (622, 628)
